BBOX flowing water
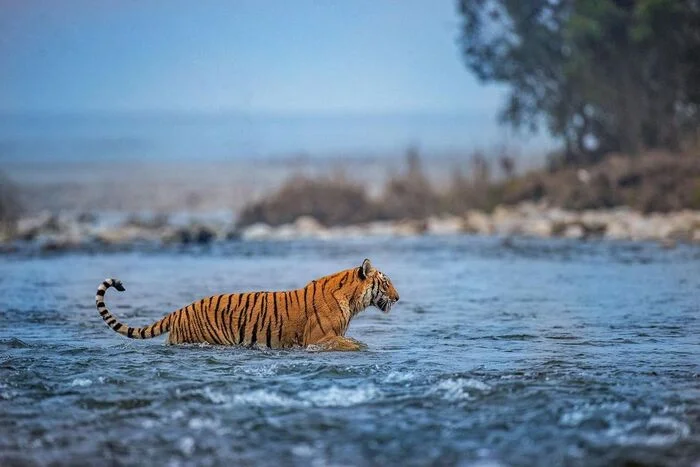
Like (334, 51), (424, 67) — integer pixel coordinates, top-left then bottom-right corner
(1, 236), (699, 466)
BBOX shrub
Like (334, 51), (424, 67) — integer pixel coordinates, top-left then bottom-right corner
(236, 174), (381, 227)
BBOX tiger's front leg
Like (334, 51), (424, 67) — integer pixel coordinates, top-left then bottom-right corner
(314, 335), (367, 351)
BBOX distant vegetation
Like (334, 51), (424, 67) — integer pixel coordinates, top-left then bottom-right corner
(457, 0), (700, 164)
(237, 148), (700, 227)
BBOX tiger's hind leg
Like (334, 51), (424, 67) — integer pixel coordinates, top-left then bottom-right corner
(314, 336), (367, 351)
(166, 329), (182, 345)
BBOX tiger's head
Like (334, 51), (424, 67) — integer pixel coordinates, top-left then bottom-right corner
(355, 258), (399, 313)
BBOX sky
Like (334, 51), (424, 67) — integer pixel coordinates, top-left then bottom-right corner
(0, 0), (506, 115)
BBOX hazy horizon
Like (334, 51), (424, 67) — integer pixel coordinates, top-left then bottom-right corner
(0, 110), (553, 164)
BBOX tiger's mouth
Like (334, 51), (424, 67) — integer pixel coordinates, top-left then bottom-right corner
(377, 297), (396, 313)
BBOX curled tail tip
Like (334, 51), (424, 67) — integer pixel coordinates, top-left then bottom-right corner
(104, 278), (126, 291)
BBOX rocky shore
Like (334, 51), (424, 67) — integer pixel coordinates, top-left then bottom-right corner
(2, 203), (700, 253)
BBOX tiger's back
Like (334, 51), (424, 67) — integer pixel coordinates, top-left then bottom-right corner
(95, 259), (399, 350)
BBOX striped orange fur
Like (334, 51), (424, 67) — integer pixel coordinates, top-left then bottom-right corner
(95, 259), (399, 351)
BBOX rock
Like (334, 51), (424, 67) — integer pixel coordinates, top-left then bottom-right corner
(464, 210), (494, 235)
(16, 212), (59, 240)
(240, 223), (273, 240)
(292, 216), (329, 238)
(692, 229), (700, 243)
(562, 223), (585, 239)
(393, 219), (427, 236)
(37, 232), (83, 251)
(521, 218), (554, 237)
(96, 225), (158, 245)
(163, 224), (218, 244)
(426, 216), (463, 235)
(605, 220), (630, 240)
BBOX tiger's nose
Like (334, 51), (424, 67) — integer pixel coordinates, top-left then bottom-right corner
(394, 294), (400, 302)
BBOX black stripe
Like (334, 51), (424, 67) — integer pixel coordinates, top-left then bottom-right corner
(96, 301), (105, 308)
(191, 301), (208, 343)
(190, 306), (204, 342)
(226, 294), (238, 344)
(186, 304), (200, 342)
(106, 318), (116, 326)
(220, 294), (233, 344)
(102, 280), (111, 288)
(140, 328), (146, 338)
(236, 293), (250, 344)
(170, 312), (179, 342)
(266, 321), (272, 348)
(272, 293), (279, 328)
(96, 289), (105, 296)
(250, 293), (266, 346)
(321, 283), (342, 334)
(271, 293), (279, 346)
(310, 282), (326, 333)
(127, 327), (134, 338)
(209, 295), (224, 344)
(261, 293), (273, 347)
(158, 319), (165, 335)
(99, 309), (109, 316)
(113, 323), (122, 331)
(190, 304), (203, 342)
(202, 301), (221, 345)
(239, 293), (256, 345)
(177, 307), (188, 342)
(330, 291), (346, 331)
(303, 286), (308, 314)
(277, 292), (287, 345)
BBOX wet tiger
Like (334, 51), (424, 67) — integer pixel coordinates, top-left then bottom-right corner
(95, 259), (399, 351)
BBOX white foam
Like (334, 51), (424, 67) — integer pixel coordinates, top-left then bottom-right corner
(178, 437), (195, 456)
(187, 417), (221, 430)
(238, 363), (287, 377)
(431, 378), (491, 402)
(229, 385), (380, 408)
(232, 389), (302, 408)
(70, 378), (92, 387)
(141, 419), (158, 429)
(586, 416), (691, 448)
(291, 444), (316, 457)
(383, 371), (416, 383)
(202, 386), (228, 404)
(299, 385), (379, 407)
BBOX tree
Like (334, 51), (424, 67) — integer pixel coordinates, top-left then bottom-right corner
(457, 0), (700, 164)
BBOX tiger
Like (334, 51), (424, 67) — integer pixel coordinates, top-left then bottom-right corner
(95, 259), (399, 351)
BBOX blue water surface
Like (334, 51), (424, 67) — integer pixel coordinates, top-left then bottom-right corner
(1, 236), (699, 466)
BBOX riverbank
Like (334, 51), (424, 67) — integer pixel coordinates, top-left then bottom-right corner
(2, 202), (699, 253)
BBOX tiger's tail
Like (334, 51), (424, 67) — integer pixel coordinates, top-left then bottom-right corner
(95, 278), (171, 339)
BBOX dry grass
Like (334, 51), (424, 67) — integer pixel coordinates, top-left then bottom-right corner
(503, 150), (700, 212)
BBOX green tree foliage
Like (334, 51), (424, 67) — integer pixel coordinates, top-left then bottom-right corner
(457, 0), (700, 163)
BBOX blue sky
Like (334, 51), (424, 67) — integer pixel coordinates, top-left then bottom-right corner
(0, 0), (506, 114)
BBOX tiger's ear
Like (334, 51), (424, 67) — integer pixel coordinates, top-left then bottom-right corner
(359, 258), (373, 279)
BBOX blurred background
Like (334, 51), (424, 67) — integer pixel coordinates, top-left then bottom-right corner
(1, 0), (699, 242)
(2, 4), (700, 465)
